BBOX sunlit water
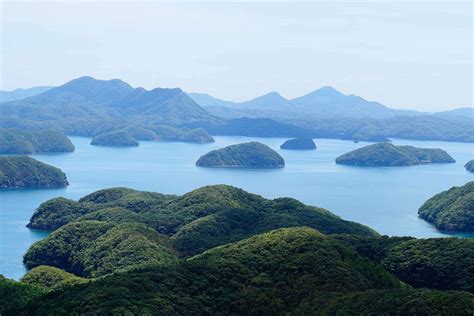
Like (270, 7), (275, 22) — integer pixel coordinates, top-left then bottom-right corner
(1, 136), (473, 279)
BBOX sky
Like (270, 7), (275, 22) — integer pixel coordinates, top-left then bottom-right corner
(1, 1), (472, 111)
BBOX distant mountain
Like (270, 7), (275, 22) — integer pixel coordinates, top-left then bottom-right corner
(434, 107), (474, 120)
(0, 86), (52, 102)
(189, 86), (422, 119)
(238, 91), (293, 109)
(186, 92), (236, 107)
(0, 76), (217, 135)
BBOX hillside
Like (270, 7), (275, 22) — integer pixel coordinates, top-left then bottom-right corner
(418, 182), (474, 232)
(0, 129), (74, 154)
(196, 142), (285, 169)
(8, 227), (474, 315)
(0, 156), (68, 189)
(335, 143), (455, 167)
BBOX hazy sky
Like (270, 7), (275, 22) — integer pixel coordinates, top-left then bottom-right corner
(1, 1), (472, 111)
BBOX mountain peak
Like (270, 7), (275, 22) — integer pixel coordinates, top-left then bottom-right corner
(313, 86), (343, 96)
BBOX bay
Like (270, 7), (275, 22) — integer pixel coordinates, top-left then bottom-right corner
(1, 136), (472, 280)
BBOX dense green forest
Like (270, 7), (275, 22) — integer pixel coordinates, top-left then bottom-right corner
(336, 142), (455, 167)
(196, 142), (285, 168)
(1, 185), (473, 314)
(2, 226), (473, 315)
(418, 182), (473, 232)
(0, 128), (74, 154)
(280, 137), (316, 150)
(0, 156), (68, 189)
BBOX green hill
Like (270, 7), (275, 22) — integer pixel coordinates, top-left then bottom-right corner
(0, 129), (74, 154)
(26, 185), (376, 259)
(196, 142), (285, 168)
(336, 142), (455, 167)
(418, 182), (473, 232)
(20, 227), (403, 314)
(24, 221), (177, 277)
(21, 266), (87, 290)
(0, 156), (68, 189)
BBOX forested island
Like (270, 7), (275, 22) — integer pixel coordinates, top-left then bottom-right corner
(336, 143), (455, 167)
(0, 156), (68, 189)
(1, 185), (473, 314)
(196, 142), (285, 168)
(280, 137), (316, 150)
(465, 160), (474, 172)
(0, 129), (74, 154)
(418, 182), (473, 232)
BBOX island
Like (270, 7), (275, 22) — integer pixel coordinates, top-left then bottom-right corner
(91, 130), (139, 147)
(418, 181), (473, 232)
(465, 160), (474, 172)
(0, 129), (74, 154)
(196, 142), (285, 168)
(335, 142), (455, 167)
(280, 138), (316, 150)
(0, 156), (68, 189)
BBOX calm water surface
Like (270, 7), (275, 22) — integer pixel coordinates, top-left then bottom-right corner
(1, 136), (473, 279)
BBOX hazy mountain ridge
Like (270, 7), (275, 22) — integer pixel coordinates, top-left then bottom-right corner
(188, 86), (471, 120)
(0, 86), (53, 102)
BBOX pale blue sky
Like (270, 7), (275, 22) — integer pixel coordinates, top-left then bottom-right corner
(1, 1), (472, 111)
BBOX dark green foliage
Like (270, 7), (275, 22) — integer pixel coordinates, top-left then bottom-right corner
(382, 238), (474, 292)
(418, 181), (474, 232)
(291, 289), (474, 316)
(336, 142), (455, 167)
(24, 221), (177, 277)
(0, 156), (68, 189)
(90, 130), (139, 147)
(21, 265), (86, 290)
(27, 197), (92, 230)
(280, 137), (316, 150)
(334, 234), (474, 293)
(0, 275), (47, 315)
(466, 160), (474, 172)
(27, 187), (174, 230)
(26, 185), (377, 261)
(23, 228), (401, 315)
(0, 128), (74, 154)
(196, 142), (285, 168)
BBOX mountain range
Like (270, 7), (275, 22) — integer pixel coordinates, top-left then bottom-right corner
(0, 76), (216, 136)
(187, 87), (472, 120)
(1, 76), (472, 142)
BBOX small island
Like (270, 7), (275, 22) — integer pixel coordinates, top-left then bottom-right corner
(91, 130), (139, 147)
(465, 160), (474, 173)
(280, 138), (316, 150)
(0, 129), (74, 154)
(418, 181), (473, 232)
(196, 142), (285, 169)
(335, 143), (455, 167)
(0, 156), (68, 189)
(152, 126), (215, 143)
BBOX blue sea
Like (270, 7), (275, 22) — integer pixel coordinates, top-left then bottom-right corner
(1, 136), (473, 279)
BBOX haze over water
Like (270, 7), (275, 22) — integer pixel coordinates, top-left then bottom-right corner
(0, 136), (473, 279)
